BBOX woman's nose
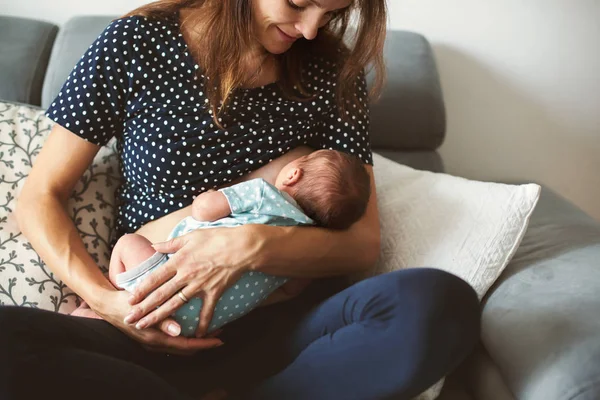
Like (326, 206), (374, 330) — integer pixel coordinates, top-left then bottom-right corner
(295, 12), (322, 40)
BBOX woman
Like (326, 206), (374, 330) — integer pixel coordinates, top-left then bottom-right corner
(1, 0), (480, 399)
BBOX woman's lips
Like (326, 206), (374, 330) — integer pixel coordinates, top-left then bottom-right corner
(276, 27), (298, 43)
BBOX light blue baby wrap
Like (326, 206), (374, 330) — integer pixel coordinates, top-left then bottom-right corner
(116, 178), (314, 337)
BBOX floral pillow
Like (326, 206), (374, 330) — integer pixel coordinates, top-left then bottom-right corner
(0, 100), (120, 313)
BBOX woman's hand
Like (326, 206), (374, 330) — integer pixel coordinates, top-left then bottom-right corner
(93, 288), (224, 355)
(124, 224), (263, 338)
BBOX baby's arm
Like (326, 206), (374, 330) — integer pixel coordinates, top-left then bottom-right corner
(191, 189), (232, 222)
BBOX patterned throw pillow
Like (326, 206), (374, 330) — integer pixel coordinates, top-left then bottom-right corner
(0, 100), (120, 313)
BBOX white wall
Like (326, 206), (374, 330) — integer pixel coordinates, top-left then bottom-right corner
(3, 0), (599, 219)
(389, 0), (600, 220)
(0, 0), (147, 25)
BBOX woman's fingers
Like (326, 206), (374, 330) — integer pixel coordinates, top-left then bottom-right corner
(196, 291), (219, 338)
(98, 290), (222, 355)
(141, 330), (223, 355)
(157, 318), (183, 337)
(150, 236), (187, 256)
(132, 288), (187, 329)
(125, 277), (180, 325)
(128, 258), (179, 305)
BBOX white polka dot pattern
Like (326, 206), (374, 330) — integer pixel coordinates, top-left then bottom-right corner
(45, 14), (372, 239)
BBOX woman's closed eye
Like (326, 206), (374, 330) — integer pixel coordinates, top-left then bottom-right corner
(287, 0), (305, 11)
(287, 0), (340, 18)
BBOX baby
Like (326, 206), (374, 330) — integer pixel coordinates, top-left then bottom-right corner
(75, 149), (371, 337)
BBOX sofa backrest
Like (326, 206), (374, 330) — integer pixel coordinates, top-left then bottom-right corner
(366, 30), (446, 151)
(41, 16), (446, 151)
(0, 16), (58, 106)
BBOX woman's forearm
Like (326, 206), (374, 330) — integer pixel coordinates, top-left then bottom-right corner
(251, 223), (380, 278)
(16, 194), (115, 308)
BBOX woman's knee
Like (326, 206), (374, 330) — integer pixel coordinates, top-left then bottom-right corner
(416, 268), (481, 340)
(363, 268), (481, 345)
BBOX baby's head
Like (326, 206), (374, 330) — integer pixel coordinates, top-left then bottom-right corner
(275, 150), (371, 230)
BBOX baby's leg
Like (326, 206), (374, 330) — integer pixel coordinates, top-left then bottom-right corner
(108, 233), (157, 287)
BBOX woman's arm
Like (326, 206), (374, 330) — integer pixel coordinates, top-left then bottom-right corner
(16, 124), (222, 352)
(16, 125), (114, 303)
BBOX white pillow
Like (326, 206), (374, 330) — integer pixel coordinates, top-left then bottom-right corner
(0, 100), (119, 313)
(353, 153), (541, 299)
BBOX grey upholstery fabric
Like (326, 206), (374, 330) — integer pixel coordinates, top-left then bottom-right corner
(366, 31), (446, 151)
(41, 16), (116, 109)
(0, 16), (58, 106)
(482, 185), (600, 400)
(42, 18), (447, 153)
(373, 150), (445, 173)
(459, 345), (516, 400)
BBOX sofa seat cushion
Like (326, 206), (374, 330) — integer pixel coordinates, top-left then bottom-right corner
(481, 186), (600, 400)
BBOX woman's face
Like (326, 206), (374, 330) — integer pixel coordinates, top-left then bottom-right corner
(251, 0), (352, 54)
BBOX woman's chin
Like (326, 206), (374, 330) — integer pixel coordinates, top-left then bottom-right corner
(264, 41), (293, 55)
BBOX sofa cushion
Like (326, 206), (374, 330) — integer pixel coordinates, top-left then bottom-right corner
(367, 30), (446, 151)
(0, 16), (58, 106)
(354, 153), (541, 299)
(481, 186), (600, 400)
(0, 100), (120, 313)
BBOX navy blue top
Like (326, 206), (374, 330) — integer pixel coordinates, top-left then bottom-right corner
(46, 14), (372, 238)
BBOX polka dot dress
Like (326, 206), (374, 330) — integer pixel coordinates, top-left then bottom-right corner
(45, 13), (372, 238)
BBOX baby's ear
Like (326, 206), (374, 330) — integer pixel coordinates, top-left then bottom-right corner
(285, 167), (303, 186)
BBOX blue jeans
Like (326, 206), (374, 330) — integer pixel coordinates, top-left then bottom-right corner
(0, 268), (480, 400)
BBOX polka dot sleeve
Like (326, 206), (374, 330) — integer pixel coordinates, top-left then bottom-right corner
(45, 18), (138, 146)
(219, 179), (264, 215)
(313, 71), (373, 165)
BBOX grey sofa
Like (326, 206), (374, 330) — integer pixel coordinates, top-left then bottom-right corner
(1, 15), (599, 400)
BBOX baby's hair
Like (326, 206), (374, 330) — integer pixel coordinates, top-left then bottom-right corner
(294, 150), (371, 230)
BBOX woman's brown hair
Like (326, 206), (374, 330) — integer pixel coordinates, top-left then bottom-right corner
(123, 0), (387, 126)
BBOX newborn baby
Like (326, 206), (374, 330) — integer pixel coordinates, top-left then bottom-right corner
(74, 150), (371, 337)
